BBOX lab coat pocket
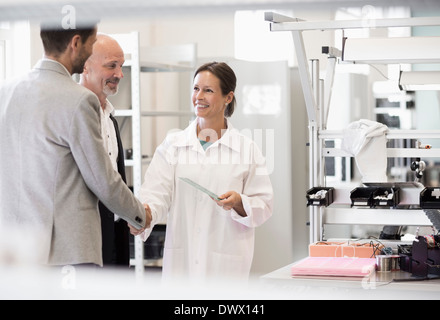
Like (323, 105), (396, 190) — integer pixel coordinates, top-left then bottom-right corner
(162, 247), (185, 279)
(208, 251), (249, 279)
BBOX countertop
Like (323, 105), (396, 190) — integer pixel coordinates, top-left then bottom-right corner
(260, 262), (440, 300)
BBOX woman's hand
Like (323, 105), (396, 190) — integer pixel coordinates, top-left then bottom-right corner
(129, 224), (144, 236)
(129, 203), (151, 236)
(215, 191), (247, 217)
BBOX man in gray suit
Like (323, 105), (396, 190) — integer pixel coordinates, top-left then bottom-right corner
(0, 23), (151, 267)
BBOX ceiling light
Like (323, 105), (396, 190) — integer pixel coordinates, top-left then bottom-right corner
(399, 71), (440, 91)
(342, 37), (440, 64)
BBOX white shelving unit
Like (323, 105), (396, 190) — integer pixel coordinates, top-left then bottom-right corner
(265, 12), (440, 244)
(110, 32), (196, 276)
(109, 32), (144, 279)
(138, 44), (197, 269)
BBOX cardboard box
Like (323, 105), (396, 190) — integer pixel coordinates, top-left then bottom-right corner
(309, 241), (384, 259)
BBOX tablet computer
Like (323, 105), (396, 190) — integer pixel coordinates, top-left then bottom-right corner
(179, 177), (222, 201)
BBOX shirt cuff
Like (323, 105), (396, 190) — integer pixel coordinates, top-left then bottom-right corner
(140, 209), (158, 241)
(230, 194), (253, 227)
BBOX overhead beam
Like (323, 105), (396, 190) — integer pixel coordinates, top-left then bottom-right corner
(268, 15), (440, 32)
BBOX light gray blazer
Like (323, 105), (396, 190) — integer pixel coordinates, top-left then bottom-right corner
(0, 59), (145, 266)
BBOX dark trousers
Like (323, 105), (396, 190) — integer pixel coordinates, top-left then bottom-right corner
(99, 202), (130, 267)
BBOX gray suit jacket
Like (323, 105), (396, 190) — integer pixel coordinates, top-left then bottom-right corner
(0, 59), (145, 266)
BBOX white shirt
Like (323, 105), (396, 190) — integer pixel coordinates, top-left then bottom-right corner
(100, 100), (118, 172)
(42, 57), (71, 76)
(139, 119), (274, 283)
(100, 100), (120, 222)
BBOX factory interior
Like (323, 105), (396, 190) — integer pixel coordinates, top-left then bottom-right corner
(1, 0), (440, 301)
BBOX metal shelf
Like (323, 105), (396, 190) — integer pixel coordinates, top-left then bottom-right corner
(141, 110), (194, 117)
(266, 12), (440, 243)
(110, 34), (196, 275)
(110, 31), (144, 278)
(114, 109), (134, 117)
(323, 207), (432, 227)
(116, 110), (194, 117)
(140, 62), (193, 73)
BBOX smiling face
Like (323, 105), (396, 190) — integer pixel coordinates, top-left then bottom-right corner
(192, 71), (233, 121)
(82, 34), (125, 103)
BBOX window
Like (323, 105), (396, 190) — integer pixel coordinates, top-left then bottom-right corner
(0, 40), (5, 83)
(234, 10), (295, 66)
(0, 21), (31, 82)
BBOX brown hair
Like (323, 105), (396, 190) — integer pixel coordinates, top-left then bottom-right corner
(194, 62), (237, 118)
(40, 25), (97, 57)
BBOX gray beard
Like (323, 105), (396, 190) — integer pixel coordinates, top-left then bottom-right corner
(103, 84), (118, 97)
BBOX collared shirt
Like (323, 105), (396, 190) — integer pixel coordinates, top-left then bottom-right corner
(100, 100), (118, 172)
(100, 100), (121, 223)
(42, 57), (71, 76)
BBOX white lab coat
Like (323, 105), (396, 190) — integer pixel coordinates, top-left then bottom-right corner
(139, 119), (273, 283)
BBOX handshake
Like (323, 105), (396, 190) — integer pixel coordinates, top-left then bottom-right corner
(129, 203), (152, 237)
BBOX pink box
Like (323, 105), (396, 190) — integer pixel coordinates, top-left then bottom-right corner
(291, 257), (377, 277)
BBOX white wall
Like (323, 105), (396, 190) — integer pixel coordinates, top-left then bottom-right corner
(0, 21), (31, 81)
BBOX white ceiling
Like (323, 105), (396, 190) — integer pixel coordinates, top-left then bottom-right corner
(1, 0), (439, 23)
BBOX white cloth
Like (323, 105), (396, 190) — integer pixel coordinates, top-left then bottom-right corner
(100, 100), (118, 172)
(139, 119), (274, 283)
(100, 100), (121, 222)
(342, 119), (389, 183)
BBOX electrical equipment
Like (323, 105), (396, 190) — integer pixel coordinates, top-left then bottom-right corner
(306, 187), (334, 207)
(411, 158), (427, 182)
(407, 236), (440, 278)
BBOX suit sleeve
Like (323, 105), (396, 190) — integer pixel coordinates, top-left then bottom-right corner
(68, 92), (146, 229)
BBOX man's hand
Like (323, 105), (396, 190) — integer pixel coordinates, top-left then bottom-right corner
(129, 203), (152, 236)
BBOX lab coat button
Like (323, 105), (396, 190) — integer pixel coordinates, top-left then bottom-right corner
(135, 216), (143, 224)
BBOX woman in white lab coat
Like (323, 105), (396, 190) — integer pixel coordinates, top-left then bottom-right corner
(133, 62), (273, 283)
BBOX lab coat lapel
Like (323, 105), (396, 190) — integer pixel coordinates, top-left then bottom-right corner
(173, 119), (241, 154)
(174, 119), (205, 154)
(217, 120), (241, 153)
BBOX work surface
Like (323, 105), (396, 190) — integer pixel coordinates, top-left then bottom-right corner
(1, 262), (439, 300)
(260, 263), (440, 300)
